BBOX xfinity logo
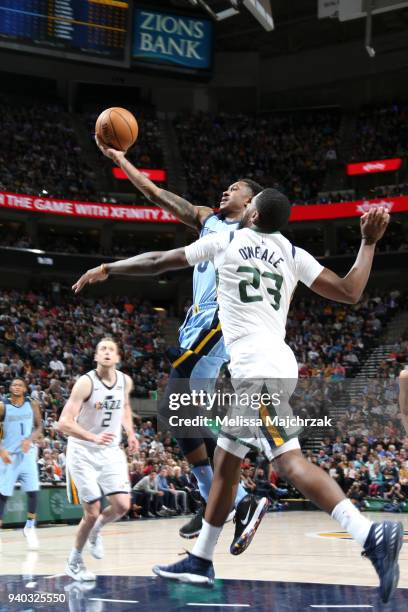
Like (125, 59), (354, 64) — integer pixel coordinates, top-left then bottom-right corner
(362, 162), (386, 172)
(356, 200), (394, 213)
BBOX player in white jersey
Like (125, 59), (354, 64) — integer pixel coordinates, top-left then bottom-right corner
(73, 189), (402, 603)
(58, 337), (138, 581)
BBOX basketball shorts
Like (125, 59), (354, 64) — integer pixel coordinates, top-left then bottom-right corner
(217, 333), (301, 462)
(66, 442), (130, 505)
(0, 447), (40, 497)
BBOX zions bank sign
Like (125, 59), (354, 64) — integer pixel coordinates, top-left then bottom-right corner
(132, 9), (213, 70)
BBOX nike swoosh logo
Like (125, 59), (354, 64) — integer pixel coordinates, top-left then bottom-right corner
(240, 507), (252, 526)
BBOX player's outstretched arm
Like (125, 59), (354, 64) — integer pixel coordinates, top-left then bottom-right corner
(57, 376), (115, 445)
(72, 248), (190, 293)
(96, 137), (212, 231)
(72, 232), (225, 293)
(310, 207), (389, 304)
(399, 369), (408, 435)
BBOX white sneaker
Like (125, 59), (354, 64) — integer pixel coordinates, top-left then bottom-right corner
(88, 531), (104, 559)
(23, 526), (39, 550)
(65, 557), (96, 582)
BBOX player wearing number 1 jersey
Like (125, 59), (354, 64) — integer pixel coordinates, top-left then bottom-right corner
(0, 378), (42, 550)
(58, 338), (138, 581)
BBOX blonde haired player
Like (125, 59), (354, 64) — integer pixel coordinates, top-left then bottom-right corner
(58, 338), (138, 581)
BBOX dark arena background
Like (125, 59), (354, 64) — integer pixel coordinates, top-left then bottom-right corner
(0, 1), (408, 610)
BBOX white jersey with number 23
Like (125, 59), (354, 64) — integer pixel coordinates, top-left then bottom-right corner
(185, 227), (324, 348)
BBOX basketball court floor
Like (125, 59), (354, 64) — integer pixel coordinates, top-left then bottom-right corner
(1, 511), (407, 611)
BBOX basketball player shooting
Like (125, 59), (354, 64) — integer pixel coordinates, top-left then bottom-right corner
(73, 192), (402, 603)
(0, 378), (42, 550)
(95, 134), (267, 543)
(57, 338), (138, 581)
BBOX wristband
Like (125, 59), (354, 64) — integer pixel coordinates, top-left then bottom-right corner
(100, 263), (109, 276)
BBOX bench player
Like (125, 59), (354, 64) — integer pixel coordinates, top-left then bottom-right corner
(57, 337), (138, 581)
(0, 378), (42, 550)
(95, 138), (267, 540)
(73, 192), (402, 604)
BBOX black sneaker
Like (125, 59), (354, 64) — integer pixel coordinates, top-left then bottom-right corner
(230, 495), (269, 556)
(179, 504), (205, 539)
(362, 520), (403, 603)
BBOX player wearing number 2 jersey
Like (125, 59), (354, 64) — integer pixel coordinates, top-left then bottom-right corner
(58, 337), (139, 582)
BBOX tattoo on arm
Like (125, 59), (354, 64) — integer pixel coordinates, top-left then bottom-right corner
(156, 190), (212, 230)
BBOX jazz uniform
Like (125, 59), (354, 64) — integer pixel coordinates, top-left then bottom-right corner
(185, 226), (324, 461)
(66, 370), (130, 505)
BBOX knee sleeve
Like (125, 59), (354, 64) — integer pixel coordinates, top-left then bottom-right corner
(27, 491), (38, 515)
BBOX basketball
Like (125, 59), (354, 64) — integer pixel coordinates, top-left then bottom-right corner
(95, 107), (138, 152)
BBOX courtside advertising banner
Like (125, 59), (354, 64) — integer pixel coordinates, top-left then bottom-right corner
(1, 191), (408, 223)
(346, 158), (402, 176)
(132, 8), (213, 70)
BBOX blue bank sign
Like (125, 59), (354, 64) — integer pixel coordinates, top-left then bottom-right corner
(133, 9), (213, 70)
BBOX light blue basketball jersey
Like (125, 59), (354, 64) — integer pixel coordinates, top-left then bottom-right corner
(192, 214), (240, 307)
(179, 214), (239, 353)
(2, 399), (34, 454)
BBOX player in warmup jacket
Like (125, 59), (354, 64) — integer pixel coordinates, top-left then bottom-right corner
(0, 378), (42, 550)
(57, 338), (138, 581)
(95, 137), (267, 541)
(74, 189), (401, 604)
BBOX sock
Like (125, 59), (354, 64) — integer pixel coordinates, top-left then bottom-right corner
(191, 464), (213, 502)
(69, 548), (82, 563)
(234, 483), (248, 508)
(331, 499), (373, 547)
(192, 519), (222, 561)
(25, 518), (35, 528)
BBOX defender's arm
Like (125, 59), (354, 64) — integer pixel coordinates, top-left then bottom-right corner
(310, 208), (389, 304)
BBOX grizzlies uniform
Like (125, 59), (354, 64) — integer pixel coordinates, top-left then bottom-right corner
(161, 214), (240, 454)
(177, 213), (239, 375)
(185, 227), (324, 460)
(66, 370), (130, 504)
(0, 398), (40, 497)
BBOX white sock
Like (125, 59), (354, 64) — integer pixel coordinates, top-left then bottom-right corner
(331, 499), (373, 547)
(69, 548), (82, 563)
(191, 520), (222, 561)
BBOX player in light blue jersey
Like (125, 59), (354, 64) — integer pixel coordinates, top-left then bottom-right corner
(92, 138), (264, 540)
(0, 378), (43, 549)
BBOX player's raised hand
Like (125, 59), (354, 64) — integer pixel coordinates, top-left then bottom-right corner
(95, 135), (125, 165)
(72, 264), (109, 294)
(360, 206), (390, 244)
(93, 432), (116, 445)
(21, 439), (32, 453)
(0, 448), (12, 464)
